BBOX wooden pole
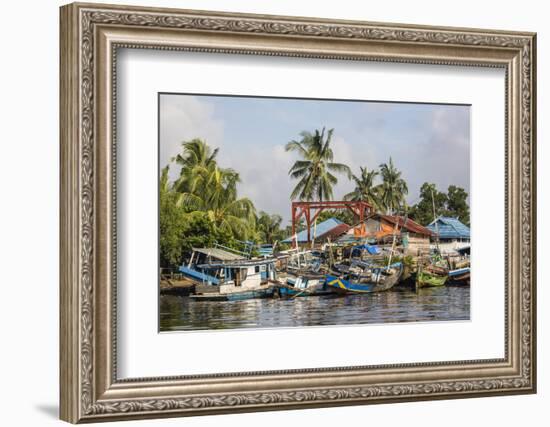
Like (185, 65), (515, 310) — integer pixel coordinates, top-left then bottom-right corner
(311, 217), (317, 249)
(431, 188), (440, 253)
(387, 217), (399, 268)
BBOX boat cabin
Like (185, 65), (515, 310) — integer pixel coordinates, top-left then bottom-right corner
(179, 247), (277, 294)
(196, 258), (277, 294)
(179, 247), (245, 285)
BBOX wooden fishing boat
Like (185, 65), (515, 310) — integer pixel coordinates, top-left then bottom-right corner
(190, 284), (275, 301)
(415, 268), (448, 289)
(445, 253), (470, 285)
(159, 277), (196, 296)
(326, 262), (403, 294)
(276, 273), (334, 297)
(282, 249), (325, 276)
(180, 249), (280, 301)
(447, 267), (470, 285)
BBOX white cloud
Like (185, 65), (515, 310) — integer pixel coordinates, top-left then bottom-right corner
(159, 95), (224, 180)
(159, 95), (470, 223)
(224, 143), (296, 224)
(330, 135), (377, 199)
(351, 105), (470, 206)
(227, 135), (379, 223)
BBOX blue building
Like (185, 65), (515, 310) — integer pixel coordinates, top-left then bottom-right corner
(427, 216), (470, 242)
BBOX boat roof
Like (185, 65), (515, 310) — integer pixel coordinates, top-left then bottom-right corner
(192, 247), (245, 261)
(197, 257), (277, 268)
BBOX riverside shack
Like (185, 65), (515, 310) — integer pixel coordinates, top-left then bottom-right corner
(427, 216), (470, 252)
(339, 213), (433, 253)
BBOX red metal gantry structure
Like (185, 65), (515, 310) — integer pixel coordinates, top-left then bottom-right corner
(290, 200), (373, 245)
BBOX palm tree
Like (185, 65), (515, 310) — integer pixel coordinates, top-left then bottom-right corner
(160, 165), (171, 195)
(257, 211), (283, 244)
(175, 163), (256, 238)
(378, 157), (408, 214)
(286, 127), (351, 201)
(343, 166), (381, 210)
(172, 138), (219, 193)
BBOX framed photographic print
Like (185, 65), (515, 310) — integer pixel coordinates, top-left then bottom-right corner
(60, 2), (537, 423)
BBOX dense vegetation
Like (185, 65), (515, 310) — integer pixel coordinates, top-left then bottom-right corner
(407, 183), (470, 226)
(160, 129), (470, 268)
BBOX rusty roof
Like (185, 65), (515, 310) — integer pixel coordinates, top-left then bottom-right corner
(317, 223), (351, 240)
(376, 214), (434, 236)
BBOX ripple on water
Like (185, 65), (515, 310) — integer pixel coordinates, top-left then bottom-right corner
(159, 286), (470, 331)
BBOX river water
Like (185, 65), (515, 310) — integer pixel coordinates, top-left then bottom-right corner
(159, 286), (470, 331)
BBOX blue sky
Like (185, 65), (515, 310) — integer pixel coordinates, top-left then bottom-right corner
(160, 94), (470, 224)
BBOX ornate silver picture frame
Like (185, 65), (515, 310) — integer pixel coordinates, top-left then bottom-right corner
(60, 2), (536, 423)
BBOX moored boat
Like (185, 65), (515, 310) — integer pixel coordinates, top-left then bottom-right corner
(447, 266), (470, 285)
(326, 262), (403, 294)
(179, 247), (248, 286)
(277, 273), (334, 297)
(190, 284), (275, 301)
(179, 247), (280, 301)
(445, 250), (470, 285)
(415, 267), (448, 289)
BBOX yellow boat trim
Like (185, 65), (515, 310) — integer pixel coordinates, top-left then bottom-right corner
(328, 277), (348, 290)
(328, 277), (371, 293)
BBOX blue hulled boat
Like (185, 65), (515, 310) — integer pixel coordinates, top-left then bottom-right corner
(326, 262), (403, 294)
(179, 247), (278, 301)
(447, 266), (470, 286)
(277, 273), (334, 297)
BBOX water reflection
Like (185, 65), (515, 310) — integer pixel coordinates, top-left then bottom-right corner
(160, 287), (470, 331)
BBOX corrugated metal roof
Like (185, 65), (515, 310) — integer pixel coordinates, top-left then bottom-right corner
(321, 223), (351, 240)
(427, 216), (470, 239)
(192, 247), (245, 261)
(282, 218), (350, 243)
(380, 214), (434, 237)
(340, 214), (433, 238)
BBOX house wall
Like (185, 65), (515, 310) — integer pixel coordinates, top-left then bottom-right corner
(365, 218), (381, 234)
(436, 241), (471, 254)
(404, 236), (431, 255)
(363, 219), (397, 239)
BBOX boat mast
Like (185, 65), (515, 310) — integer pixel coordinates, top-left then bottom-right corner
(431, 188), (440, 253)
(311, 217), (317, 249)
(327, 237), (335, 269)
(387, 200), (405, 268)
(387, 217), (399, 268)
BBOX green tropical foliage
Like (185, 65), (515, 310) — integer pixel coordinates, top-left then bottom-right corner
(408, 182), (470, 226)
(286, 127), (352, 201)
(445, 185), (470, 226)
(378, 157), (409, 215)
(256, 211), (284, 244)
(159, 131), (470, 268)
(160, 140), (258, 267)
(172, 138), (219, 193)
(175, 166), (255, 239)
(173, 139), (256, 239)
(160, 166), (216, 267)
(408, 183), (447, 226)
(343, 166), (381, 210)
